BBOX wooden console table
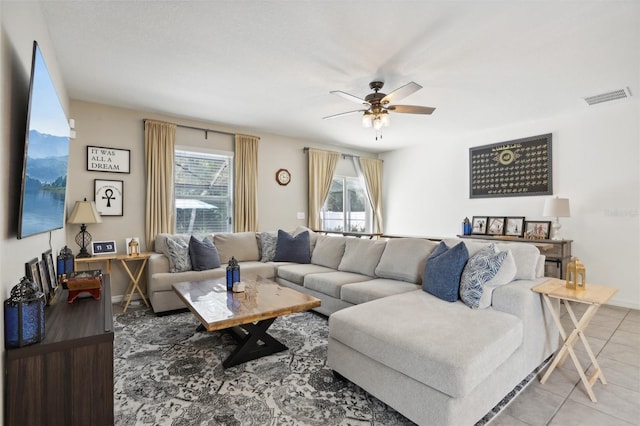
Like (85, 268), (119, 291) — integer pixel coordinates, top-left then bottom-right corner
(4, 276), (114, 425)
(458, 235), (572, 278)
(532, 278), (618, 402)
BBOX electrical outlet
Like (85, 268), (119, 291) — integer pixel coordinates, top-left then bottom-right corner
(297, 212), (305, 220)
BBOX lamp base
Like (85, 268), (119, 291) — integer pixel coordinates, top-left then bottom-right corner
(75, 225), (92, 258)
(549, 218), (562, 240)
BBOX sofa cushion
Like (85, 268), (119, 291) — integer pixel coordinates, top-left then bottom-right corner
(375, 238), (438, 283)
(422, 241), (469, 302)
(329, 290), (523, 398)
(459, 245), (507, 309)
(189, 236), (221, 271)
(277, 263), (335, 285)
(477, 250), (517, 309)
(340, 279), (421, 305)
(294, 226), (319, 252)
(495, 243), (541, 280)
(303, 271), (371, 298)
(214, 232), (260, 263)
(338, 239), (386, 277)
(258, 231), (278, 262)
(165, 237), (192, 272)
(274, 229), (311, 263)
(311, 235), (347, 269)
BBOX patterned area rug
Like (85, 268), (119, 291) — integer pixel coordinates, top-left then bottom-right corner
(114, 309), (541, 425)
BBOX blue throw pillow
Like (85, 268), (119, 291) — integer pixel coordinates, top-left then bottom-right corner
(189, 236), (221, 271)
(459, 245), (507, 309)
(274, 229), (311, 263)
(423, 241), (469, 302)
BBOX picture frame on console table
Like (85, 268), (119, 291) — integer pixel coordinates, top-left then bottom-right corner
(524, 221), (551, 240)
(487, 217), (505, 236)
(87, 145), (130, 174)
(504, 217), (525, 237)
(95, 179), (123, 216)
(471, 216), (488, 234)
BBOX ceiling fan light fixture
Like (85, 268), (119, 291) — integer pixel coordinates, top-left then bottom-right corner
(362, 111), (373, 128)
(381, 110), (390, 127)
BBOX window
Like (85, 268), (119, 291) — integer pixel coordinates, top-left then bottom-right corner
(174, 149), (233, 235)
(321, 176), (371, 233)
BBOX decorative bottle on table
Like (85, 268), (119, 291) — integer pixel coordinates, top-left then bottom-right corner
(226, 257), (240, 291)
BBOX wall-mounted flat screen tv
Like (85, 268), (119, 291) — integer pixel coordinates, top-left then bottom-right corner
(18, 41), (70, 239)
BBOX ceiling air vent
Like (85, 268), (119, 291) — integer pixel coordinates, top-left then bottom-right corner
(584, 87), (632, 106)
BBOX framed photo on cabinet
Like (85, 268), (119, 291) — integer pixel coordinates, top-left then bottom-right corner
(487, 217), (505, 236)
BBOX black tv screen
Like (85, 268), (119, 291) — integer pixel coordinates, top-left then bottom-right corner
(18, 41), (70, 239)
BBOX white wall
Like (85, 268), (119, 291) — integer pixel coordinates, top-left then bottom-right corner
(1, 1), (71, 421)
(381, 100), (639, 309)
(67, 100), (374, 298)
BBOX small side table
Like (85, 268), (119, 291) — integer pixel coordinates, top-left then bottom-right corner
(532, 278), (618, 402)
(116, 253), (152, 312)
(74, 254), (116, 274)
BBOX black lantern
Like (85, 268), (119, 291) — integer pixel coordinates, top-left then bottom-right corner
(4, 277), (46, 348)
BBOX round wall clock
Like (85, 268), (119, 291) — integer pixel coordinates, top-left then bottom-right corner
(275, 168), (291, 186)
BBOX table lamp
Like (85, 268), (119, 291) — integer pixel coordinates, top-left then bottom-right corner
(543, 196), (570, 240)
(67, 198), (102, 258)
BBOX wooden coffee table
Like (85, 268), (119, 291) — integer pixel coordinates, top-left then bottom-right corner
(173, 277), (320, 368)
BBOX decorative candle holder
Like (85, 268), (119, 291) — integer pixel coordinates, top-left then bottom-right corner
(4, 277), (46, 348)
(566, 257), (586, 291)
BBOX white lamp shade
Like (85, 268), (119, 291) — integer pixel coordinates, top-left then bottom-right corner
(67, 200), (103, 224)
(543, 197), (571, 218)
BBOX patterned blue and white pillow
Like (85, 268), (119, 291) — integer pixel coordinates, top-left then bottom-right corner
(459, 244), (507, 309)
(166, 237), (192, 273)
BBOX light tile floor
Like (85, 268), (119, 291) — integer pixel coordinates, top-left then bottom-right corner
(491, 303), (640, 426)
(113, 301), (640, 425)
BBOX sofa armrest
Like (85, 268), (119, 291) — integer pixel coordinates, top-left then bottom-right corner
(492, 278), (559, 374)
(148, 252), (170, 276)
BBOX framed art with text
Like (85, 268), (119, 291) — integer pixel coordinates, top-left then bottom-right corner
(95, 179), (123, 216)
(87, 145), (130, 173)
(469, 134), (552, 198)
(92, 240), (117, 256)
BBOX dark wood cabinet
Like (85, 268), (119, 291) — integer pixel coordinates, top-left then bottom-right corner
(4, 277), (114, 426)
(458, 235), (572, 279)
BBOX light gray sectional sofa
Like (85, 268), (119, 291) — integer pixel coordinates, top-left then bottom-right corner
(147, 229), (559, 425)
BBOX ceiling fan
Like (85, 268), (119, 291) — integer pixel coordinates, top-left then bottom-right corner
(323, 81), (435, 139)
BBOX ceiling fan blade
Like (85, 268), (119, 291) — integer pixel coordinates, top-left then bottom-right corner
(330, 90), (367, 105)
(322, 109), (368, 120)
(388, 105), (436, 115)
(381, 82), (422, 104)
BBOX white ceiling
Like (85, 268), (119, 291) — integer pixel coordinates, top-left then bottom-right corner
(39, 1), (639, 153)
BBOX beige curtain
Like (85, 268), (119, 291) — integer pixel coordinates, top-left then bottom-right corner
(234, 134), (259, 232)
(359, 157), (384, 233)
(308, 148), (340, 230)
(144, 120), (176, 250)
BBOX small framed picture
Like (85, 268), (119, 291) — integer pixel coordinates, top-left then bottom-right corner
(505, 217), (525, 237)
(487, 217), (505, 236)
(524, 221), (551, 240)
(95, 179), (124, 216)
(25, 257), (44, 295)
(92, 240), (117, 256)
(471, 216), (488, 234)
(87, 145), (131, 174)
(42, 249), (58, 293)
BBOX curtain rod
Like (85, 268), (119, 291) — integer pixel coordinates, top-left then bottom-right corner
(143, 119), (237, 139)
(302, 147), (359, 159)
